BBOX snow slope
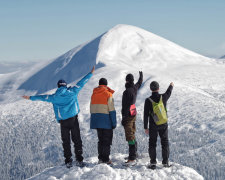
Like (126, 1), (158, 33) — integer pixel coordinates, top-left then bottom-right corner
(0, 24), (225, 180)
(18, 35), (105, 94)
(28, 154), (203, 180)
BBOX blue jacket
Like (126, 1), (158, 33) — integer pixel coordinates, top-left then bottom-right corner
(30, 72), (93, 122)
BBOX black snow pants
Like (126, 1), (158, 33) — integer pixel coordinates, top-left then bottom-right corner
(149, 123), (169, 164)
(60, 115), (83, 164)
(97, 128), (113, 162)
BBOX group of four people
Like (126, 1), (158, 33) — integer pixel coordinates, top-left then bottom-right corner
(22, 66), (173, 169)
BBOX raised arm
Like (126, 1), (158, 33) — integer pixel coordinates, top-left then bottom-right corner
(135, 71), (143, 89)
(71, 66), (95, 93)
(163, 82), (174, 102)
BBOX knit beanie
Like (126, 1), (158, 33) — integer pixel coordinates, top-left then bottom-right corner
(99, 78), (108, 85)
(126, 74), (134, 82)
(150, 81), (159, 91)
(57, 79), (67, 88)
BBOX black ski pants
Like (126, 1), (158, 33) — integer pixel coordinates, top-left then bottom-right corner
(60, 115), (83, 163)
(149, 123), (169, 164)
(97, 128), (113, 162)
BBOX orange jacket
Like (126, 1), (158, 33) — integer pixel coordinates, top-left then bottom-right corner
(90, 85), (117, 129)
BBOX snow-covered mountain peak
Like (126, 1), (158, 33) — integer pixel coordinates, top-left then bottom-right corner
(97, 24), (209, 68)
(18, 24), (211, 94)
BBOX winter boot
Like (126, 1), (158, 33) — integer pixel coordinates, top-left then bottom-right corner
(148, 163), (156, 170)
(162, 162), (171, 168)
(65, 158), (73, 168)
(75, 160), (85, 167)
(105, 160), (113, 165)
(66, 161), (73, 168)
(124, 159), (137, 167)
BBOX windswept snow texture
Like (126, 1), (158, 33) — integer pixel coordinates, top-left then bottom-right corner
(0, 24), (225, 180)
(0, 61), (35, 74)
(28, 154), (203, 180)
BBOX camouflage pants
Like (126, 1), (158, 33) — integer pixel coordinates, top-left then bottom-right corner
(123, 116), (136, 141)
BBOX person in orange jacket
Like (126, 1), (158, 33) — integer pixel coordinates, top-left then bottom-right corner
(90, 78), (117, 164)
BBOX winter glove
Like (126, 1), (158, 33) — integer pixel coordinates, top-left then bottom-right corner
(139, 71), (143, 77)
(112, 126), (116, 129)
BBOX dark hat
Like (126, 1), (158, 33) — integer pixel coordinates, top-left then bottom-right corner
(57, 79), (67, 88)
(126, 74), (134, 82)
(99, 78), (108, 85)
(150, 81), (159, 91)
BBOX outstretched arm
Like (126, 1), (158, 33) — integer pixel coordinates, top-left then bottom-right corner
(70, 66), (95, 93)
(135, 71), (143, 89)
(23, 94), (55, 103)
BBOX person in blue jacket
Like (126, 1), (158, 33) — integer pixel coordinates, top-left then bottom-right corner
(22, 66), (95, 168)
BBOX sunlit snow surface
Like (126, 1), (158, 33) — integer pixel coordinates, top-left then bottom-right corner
(28, 154), (203, 180)
(0, 24), (224, 180)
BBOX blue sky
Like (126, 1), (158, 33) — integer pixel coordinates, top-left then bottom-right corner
(0, 0), (225, 62)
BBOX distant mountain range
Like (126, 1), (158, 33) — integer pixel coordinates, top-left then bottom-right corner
(220, 55), (225, 59)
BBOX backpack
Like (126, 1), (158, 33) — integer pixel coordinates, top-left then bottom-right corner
(148, 96), (168, 125)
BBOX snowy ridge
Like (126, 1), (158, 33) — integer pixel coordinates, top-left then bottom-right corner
(0, 24), (225, 180)
(28, 154), (203, 180)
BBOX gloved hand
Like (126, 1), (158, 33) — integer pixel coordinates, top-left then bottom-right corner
(139, 71), (143, 76)
(112, 126), (116, 129)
